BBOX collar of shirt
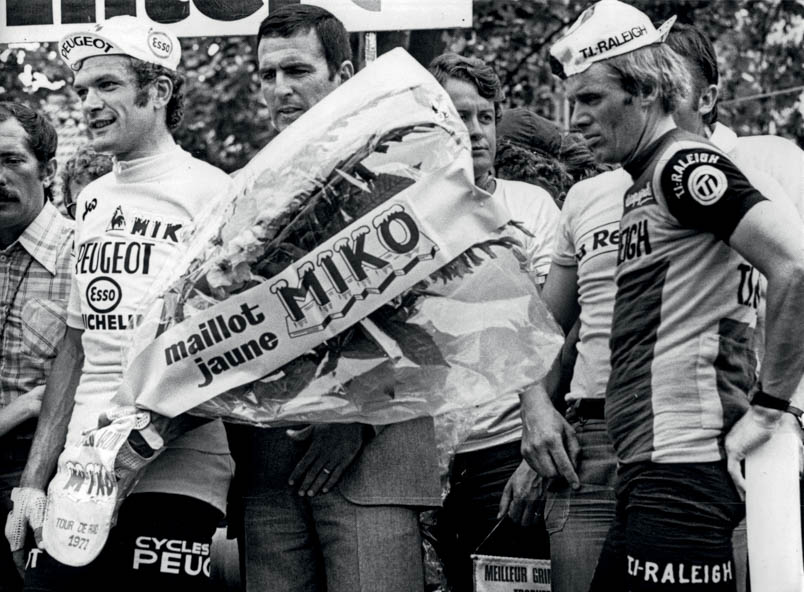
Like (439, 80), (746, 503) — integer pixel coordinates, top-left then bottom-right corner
(708, 122), (738, 154)
(112, 143), (184, 183)
(16, 201), (73, 275)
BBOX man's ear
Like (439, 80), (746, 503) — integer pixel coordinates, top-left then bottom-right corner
(639, 83), (660, 109)
(41, 158), (57, 190)
(151, 75), (174, 111)
(698, 83), (719, 119)
(336, 60), (355, 84)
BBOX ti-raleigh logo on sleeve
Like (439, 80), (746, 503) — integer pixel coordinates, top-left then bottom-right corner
(687, 166), (727, 205)
(105, 205), (184, 244)
(668, 150), (728, 205)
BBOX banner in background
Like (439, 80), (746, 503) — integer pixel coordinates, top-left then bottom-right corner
(2, 0), (471, 43)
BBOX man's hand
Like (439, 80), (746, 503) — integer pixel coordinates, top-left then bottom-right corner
(520, 387), (581, 488)
(287, 423), (368, 496)
(0, 386), (45, 437)
(498, 460), (544, 527)
(725, 406), (783, 497)
(5, 487), (47, 574)
(12, 385), (45, 420)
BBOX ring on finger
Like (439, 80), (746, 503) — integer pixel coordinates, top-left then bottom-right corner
(322, 468), (332, 475)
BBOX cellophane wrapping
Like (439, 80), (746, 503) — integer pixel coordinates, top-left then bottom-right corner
(121, 47), (561, 474)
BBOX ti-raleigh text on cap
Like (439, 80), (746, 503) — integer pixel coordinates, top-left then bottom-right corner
(549, 0), (676, 78)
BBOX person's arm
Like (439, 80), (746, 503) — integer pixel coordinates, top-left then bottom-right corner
(0, 385), (44, 438)
(6, 327), (83, 568)
(725, 201), (804, 492)
(657, 146), (804, 493)
(19, 326), (84, 490)
(517, 262), (582, 487)
(541, 263), (581, 335)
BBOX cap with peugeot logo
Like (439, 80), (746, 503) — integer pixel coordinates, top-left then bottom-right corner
(58, 15), (180, 71)
(549, 0), (675, 79)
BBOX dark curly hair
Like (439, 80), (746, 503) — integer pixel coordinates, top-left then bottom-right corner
(128, 58), (185, 131)
(559, 133), (612, 184)
(495, 139), (573, 207)
(495, 129), (610, 208)
(60, 144), (113, 215)
(428, 53), (505, 123)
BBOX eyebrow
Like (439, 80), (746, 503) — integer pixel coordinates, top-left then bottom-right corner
(73, 73), (126, 88)
(265, 58), (313, 70)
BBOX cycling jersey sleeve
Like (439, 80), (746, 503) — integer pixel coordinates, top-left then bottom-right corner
(659, 148), (767, 242)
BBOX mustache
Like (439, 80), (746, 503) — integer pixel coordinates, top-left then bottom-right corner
(0, 187), (19, 202)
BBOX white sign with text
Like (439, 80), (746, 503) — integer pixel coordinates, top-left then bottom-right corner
(1, 0), (471, 43)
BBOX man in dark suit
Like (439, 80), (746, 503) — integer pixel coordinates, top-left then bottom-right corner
(225, 6), (441, 591)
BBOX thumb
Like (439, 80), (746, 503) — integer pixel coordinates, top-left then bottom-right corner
(286, 425), (314, 441)
(727, 457), (746, 501)
(497, 480), (513, 520)
(26, 384), (46, 400)
(564, 422), (581, 468)
(33, 525), (45, 550)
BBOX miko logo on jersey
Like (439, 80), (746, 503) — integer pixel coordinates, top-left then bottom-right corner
(105, 205), (184, 243)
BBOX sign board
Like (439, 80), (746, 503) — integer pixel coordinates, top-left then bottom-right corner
(1, 0), (471, 43)
(472, 555), (552, 592)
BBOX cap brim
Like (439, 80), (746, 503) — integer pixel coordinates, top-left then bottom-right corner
(59, 31), (124, 70)
(656, 15), (677, 42)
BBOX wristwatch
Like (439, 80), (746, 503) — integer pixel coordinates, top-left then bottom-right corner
(750, 384), (803, 421)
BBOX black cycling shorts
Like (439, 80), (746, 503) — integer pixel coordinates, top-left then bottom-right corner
(24, 493), (221, 592)
(590, 461), (744, 591)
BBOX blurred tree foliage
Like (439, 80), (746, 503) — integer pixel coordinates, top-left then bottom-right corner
(448, 0), (804, 145)
(1, 0), (801, 175)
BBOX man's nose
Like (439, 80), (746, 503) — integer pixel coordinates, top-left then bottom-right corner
(465, 114), (482, 139)
(273, 72), (293, 97)
(82, 88), (104, 111)
(570, 104), (590, 130)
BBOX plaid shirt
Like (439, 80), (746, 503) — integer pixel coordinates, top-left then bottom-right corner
(0, 202), (73, 408)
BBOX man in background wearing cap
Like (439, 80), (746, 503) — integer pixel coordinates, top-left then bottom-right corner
(545, 1), (804, 590)
(425, 52), (558, 591)
(223, 6), (441, 591)
(7, 15), (233, 590)
(0, 101), (73, 592)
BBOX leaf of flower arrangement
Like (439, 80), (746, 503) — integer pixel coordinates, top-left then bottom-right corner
(368, 305), (448, 367)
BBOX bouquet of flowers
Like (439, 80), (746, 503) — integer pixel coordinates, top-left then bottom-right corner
(42, 49), (562, 567)
(118, 48), (562, 427)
